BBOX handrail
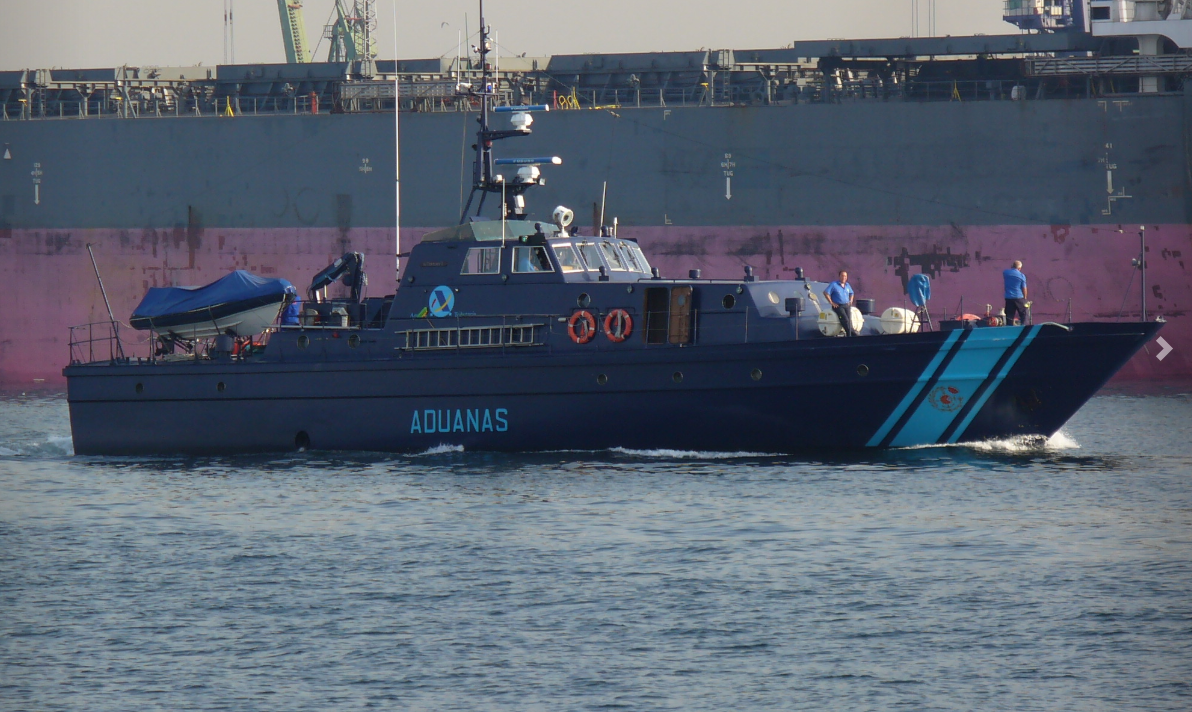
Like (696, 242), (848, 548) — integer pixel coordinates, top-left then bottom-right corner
(7, 72), (1152, 123)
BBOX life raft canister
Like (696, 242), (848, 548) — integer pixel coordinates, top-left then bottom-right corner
(568, 310), (597, 344)
(604, 309), (633, 342)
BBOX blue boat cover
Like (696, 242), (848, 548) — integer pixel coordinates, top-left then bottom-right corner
(132, 270), (295, 319)
(907, 273), (931, 307)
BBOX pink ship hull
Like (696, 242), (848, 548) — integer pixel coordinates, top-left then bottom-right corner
(2, 223), (1186, 386)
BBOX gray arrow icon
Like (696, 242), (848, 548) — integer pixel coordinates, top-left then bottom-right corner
(1156, 337), (1173, 361)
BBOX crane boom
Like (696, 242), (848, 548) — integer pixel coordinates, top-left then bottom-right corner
(325, 0), (377, 66)
(277, 0), (310, 64)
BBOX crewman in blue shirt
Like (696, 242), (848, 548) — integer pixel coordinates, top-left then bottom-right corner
(1003, 260), (1029, 325)
(823, 270), (857, 337)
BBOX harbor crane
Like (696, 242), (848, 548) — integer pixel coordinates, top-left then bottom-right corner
(276, 0), (377, 67)
(276, 0), (311, 63)
(324, 1), (378, 66)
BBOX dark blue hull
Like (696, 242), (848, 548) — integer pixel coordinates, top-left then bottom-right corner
(64, 322), (1160, 455)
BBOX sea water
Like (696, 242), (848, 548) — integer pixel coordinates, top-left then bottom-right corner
(1, 389), (1189, 711)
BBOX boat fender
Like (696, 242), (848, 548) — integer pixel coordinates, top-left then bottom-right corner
(604, 309), (633, 342)
(568, 310), (597, 344)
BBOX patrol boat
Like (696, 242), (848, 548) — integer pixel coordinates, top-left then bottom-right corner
(63, 12), (1162, 456)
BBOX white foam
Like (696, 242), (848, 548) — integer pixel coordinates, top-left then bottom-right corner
(899, 429), (1080, 453)
(966, 429), (1080, 453)
(413, 444), (465, 456)
(0, 434), (76, 458)
(609, 447), (771, 459)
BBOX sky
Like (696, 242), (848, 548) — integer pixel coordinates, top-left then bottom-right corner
(1, 1), (1015, 71)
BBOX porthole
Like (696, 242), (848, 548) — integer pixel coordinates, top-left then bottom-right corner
(751, 368), (763, 381)
(135, 382), (144, 394)
(767, 291), (780, 305)
(347, 333), (361, 348)
(217, 381), (226, 392)
(672, 371), (684, 384)
(722, 294), (736, 309)
(296, 334), (310, 350)
(578, 293), (592, 308)
(857, 364), (870, 377)
(596, 373), (608, 385)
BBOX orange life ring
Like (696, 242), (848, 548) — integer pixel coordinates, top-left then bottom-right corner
(604, 309), (633, 342)
(568, 310), (597, 344)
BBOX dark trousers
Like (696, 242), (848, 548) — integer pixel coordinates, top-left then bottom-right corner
(833, 304), (856, 337)
(1005, 298), (1028, 325)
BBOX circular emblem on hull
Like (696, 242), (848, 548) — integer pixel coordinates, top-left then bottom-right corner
(429, 285), (455, 318)
(928, 385), (964, 412)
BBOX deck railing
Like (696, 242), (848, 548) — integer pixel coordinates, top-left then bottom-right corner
(7, 72), (1170, 123)
(68, 321), (127, 365)
(67, 298), (1091, 368)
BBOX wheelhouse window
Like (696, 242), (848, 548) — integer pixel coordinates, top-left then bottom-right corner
(627, 242), (651, 274)
(576, 242), (604, 271)
(552, 243), (584, 273)
(513, 245), (554, 273)
(617, 242), (643, 272)
(461, 247), (501, 275)
(600, 241), (627, 270)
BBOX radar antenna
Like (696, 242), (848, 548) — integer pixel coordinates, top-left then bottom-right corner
(459, 0), (559, 224)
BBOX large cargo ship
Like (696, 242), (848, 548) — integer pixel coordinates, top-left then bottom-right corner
(1, 0), (1190, 386)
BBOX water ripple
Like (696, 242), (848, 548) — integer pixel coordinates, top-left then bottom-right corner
(1, 390), (1190, 710)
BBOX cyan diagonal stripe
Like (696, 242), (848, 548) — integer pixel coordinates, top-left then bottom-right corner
(944, 325), (1041, 443)
(866, 330), (961, 447)
(889, 328), (1022, 447)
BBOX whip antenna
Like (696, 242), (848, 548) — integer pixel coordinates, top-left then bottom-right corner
(87, 243), (124, 359)
(393, 0), (401, 285)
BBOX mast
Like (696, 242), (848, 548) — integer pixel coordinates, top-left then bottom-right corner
(458, 0), (556, 224)
(1139, 226), (1146, 322)
(393, 1), (401, 285)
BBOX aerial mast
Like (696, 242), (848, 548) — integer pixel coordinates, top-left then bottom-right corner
(458, 0), (557, 224)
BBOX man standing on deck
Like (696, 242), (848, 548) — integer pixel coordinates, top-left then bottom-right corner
(824, 270), (857, 337)
(1003, 260), (1029, 325)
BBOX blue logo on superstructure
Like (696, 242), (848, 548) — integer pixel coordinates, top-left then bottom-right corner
(429, 285), (454, 317)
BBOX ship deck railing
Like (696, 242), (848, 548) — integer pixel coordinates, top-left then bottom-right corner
(68, 321), (128, 366)
(8, 71), (1184, 122)
(388, 309), (788, 351)
(67, 320), (280, 368)
(65, 298), (1090, 368)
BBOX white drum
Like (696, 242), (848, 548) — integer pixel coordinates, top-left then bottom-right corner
(879, 307), (921, 335)
(817, 307), (864, 336)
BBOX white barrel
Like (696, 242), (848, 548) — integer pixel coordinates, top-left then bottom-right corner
(818, 307), (864, 336)
(879, 306), (921, 335)
(817, 311), (841, 336)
